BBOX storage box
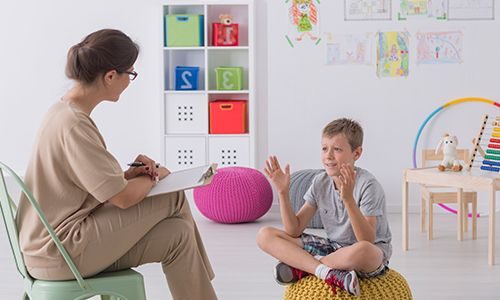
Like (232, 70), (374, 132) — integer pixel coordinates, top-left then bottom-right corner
(208, 137), (250, 167)
(212, 23), (239, 46)
(165, 94), (208, 134)
(175, 66), (200, 90)
(165, 137), (207, 171)
(215, 67), (243, 90)
(209, 100), (247, 134)
(165, 14), (204, 47)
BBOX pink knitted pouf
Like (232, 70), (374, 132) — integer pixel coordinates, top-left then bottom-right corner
(193, 167), (273, 224)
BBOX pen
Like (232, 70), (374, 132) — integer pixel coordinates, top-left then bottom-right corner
(128, 162), (161, 168)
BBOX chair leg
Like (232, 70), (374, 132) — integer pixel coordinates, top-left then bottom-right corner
(428, 200), (433, 240)
(472, 197), (478, 240)
(421, 198), (426, 233)
(101, 296), (122, 300)
(464, 201), (469, 233)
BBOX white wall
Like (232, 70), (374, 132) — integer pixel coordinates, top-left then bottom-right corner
(2, 0), (499, 213)
(0, 0), (269, 175)
(267, 1), (500, 212)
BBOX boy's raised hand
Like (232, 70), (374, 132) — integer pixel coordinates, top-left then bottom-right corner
(338, 163), (356, 203)
(264, 155), (290, 194)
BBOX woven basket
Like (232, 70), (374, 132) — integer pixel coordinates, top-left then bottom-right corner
(284, 269), (412, 300)
(193, 167), (273, 223)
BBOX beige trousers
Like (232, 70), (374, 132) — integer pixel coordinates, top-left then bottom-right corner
(28, 191), (217, 300)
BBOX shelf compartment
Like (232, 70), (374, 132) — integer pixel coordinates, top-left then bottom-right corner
(207, 4), (249, 47)
(207, 49), (248, 91)
(165, 136), (207, 171)
(163, 5), (205, 47)
(165, 93), (208, 134)
(208, 136), (250, 167)
(164, 49), (205, 91)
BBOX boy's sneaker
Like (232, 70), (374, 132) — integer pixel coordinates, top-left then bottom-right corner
(274, 262), (309, 285)
(324, 269), (360, 296)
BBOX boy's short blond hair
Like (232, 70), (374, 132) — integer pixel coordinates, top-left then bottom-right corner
(322, 118), (363, 151)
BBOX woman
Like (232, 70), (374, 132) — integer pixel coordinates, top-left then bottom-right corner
(16, 29), (217, 300)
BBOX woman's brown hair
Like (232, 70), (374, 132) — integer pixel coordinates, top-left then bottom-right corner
(66, 29), (139, 84)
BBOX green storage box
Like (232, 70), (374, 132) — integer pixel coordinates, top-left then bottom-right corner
(165, 14), (204, 47)
(215, 66), (243, 90)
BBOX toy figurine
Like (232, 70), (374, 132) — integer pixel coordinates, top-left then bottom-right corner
(435, 133), (463, 172)
(212, 14), (239, 46)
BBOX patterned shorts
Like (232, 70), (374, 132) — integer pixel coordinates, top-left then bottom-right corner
(300, 232), (389, 278)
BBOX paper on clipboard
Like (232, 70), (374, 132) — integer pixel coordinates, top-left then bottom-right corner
(147, 163), (217, 197)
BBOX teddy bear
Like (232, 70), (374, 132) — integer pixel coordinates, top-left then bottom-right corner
(435, 133), (463, 172)
(219, 14), (233, 26)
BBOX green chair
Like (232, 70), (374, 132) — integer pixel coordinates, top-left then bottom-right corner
(0, 161), (147, 300)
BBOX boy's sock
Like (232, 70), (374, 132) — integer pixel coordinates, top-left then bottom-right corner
(314, 263), (332, 280)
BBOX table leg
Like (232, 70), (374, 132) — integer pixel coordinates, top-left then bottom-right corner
(489, 187), (496, 266)
(472, 195), (477, 240)
(403, 176), (408, 251)
(457, 188), (463, 241)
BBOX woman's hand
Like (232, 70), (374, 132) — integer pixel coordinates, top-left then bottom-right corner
(157, 167), (170, 181)
(264, 155), (290, 194)
(124, 154), (159, 180)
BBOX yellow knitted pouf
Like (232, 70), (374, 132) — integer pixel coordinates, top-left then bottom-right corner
(284, 269), (412, 300)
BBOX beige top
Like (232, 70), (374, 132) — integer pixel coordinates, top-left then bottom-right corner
(17, 101), (127, 268)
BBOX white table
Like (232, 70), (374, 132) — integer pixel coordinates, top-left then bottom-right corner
(402, 167), (499, 265)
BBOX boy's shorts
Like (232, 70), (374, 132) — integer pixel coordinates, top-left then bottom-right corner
(300, 232), (389, 278)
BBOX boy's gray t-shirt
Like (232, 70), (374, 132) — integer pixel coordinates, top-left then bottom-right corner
(303, 167), (392, 261)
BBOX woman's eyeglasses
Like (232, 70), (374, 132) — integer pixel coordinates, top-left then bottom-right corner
(121, 70), (138, 81)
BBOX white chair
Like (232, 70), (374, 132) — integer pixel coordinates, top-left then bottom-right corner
(420, 149), (477, 240)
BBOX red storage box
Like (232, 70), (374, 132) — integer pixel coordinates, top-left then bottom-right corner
(212, 23), (239, 46)
(209, 100), (247, 134)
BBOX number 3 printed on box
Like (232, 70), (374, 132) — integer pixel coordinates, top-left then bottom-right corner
(222, 71), (234, 89)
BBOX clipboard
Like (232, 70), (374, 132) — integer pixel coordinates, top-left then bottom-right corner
(147, 163), (217, 197)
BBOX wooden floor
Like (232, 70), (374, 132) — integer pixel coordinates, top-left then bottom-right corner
(1, 199), (500, 299)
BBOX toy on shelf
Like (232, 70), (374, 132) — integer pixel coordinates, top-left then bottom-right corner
(209, 100), (247, 134)
(215, 66), (243, 90)
(175, 66), (200, 91)
(212, 14), (239, 46)
(435, 133), (463, 172)
(165, 14), (204, 47)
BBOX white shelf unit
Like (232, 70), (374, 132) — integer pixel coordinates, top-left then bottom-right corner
(162, 1), (255, 171)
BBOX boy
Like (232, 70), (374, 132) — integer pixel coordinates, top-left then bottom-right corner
(256, 118), (392, 296)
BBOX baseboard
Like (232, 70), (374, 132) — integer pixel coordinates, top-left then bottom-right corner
(272, 203), (422, 214)
(387, 204), (419, 214)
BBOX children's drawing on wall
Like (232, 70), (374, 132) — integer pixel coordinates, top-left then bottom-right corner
(325, 33), (372, 65)
(344, 0), (392, 20)
(376, 31), (409, 78)
(416, 31), (463, 64)
(285, 0), (321, 48)
(398, 0), (447, 20)
(448, 0), (494, 20)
